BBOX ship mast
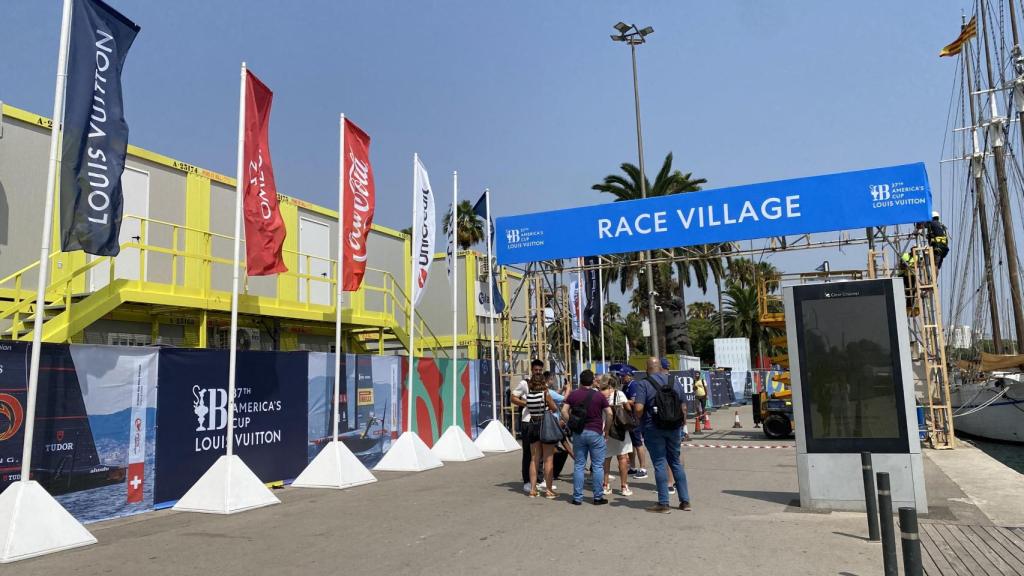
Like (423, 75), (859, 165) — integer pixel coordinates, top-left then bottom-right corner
(1006, 0), (1024, 147)
(979, 0), (1024, 352)
(962, 16), (1004, 352)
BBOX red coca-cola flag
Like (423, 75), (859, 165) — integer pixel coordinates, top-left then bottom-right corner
(341, 118), (375, 291)
(243, 70), (287, 276)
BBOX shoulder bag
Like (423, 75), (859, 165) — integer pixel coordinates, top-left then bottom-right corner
(611, 390), (638, 439)
(538, 391), (565, 444)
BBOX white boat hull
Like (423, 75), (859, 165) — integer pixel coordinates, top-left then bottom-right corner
(950, 377), (1024, 444)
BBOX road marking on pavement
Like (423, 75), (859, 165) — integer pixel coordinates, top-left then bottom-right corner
(683, 443), (795, 449)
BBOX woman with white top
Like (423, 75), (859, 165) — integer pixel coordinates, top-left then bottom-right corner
(597, 373), (633, 496)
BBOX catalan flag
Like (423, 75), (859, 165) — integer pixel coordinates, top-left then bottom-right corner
(939, 16), (977, 57)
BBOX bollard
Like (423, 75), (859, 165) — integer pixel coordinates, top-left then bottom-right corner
(876, 472), (898, 576)
(899, 507), (923, 576)
(861, 452), (880, 542)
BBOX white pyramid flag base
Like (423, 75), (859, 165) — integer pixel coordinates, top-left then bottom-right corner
(0, 480), (96, 563)
(474, 419), (522, 452)
(431, 425), (485, 462)
(373, 431), (444, 472)
(172, 454), (279, 514)
(292, 440), (377, 489)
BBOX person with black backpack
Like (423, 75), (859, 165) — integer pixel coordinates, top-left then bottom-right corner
(633, 357), (692, 514)
(561, 370), (612, 506)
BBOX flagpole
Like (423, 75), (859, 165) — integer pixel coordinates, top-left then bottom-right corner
(225, 62), (248, 461)
(484, 189), (498, 422)
(407, 153), (418, 433)
(451, 170), (458, 429)
(21, 0), (73, 484)
(334, 114), (346, 444)
(599, 261), (606, 373)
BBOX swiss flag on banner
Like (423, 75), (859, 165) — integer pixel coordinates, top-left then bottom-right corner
(243, 70), (288, 276)
(341, 119), (375, 291)
(126, 462), (145, 504)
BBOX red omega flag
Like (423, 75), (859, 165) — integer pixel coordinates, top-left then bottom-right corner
(243, 70), (287, 276)
(341, 119), (375, 291)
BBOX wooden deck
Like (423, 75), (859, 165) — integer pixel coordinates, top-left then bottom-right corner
(920, 522), (1024, 575)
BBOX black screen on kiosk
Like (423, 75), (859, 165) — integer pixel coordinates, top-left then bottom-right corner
(793, 281), (909, 454)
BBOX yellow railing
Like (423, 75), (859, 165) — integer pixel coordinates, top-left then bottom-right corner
(0, 215), (447, 356)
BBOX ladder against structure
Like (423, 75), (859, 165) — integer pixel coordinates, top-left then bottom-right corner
(867, 248), (890, 279)
(910, 245), (955, 449)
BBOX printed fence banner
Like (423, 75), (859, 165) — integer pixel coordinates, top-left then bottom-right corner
(0, 343), (158, 523)
(496, 163), (931, 264)
(154, 349), (307, 505)
(478, 358), (494, 427)
(401, 358), (479, 447)
(708, 370), (735, 407)
(0, 342), (27, 487)
(669, 370), (699, 416)
(307, 353), (402, 469)
(732, 370), (750, 403)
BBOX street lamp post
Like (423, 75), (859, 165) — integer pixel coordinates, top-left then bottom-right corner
(612, 22), (659, 358)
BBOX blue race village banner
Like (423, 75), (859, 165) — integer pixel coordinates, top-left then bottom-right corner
(495, 163), (932, 264)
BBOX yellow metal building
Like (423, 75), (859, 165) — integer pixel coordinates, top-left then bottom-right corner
(0, 103), (522, 357)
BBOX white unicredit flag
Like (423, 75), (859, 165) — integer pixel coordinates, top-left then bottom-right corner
(412, 156), (435, 307)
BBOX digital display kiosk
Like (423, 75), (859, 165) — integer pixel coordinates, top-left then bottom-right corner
(785, 279), (927, 512)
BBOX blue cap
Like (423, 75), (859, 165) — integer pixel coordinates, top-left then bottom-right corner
(610, 363), (635, 376)
(661, 358), (670, 370)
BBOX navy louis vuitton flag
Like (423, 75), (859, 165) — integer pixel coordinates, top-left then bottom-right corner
(60, 0), (139, 256)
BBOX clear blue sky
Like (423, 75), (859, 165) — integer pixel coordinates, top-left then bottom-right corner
(0, 1), (972, 306)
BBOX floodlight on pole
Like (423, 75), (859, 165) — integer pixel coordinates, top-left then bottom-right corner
(610, 21), (660, 358)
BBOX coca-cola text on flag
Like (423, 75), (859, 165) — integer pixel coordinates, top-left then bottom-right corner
(242, 70), (287, 276)
(341, 119), (374, 291)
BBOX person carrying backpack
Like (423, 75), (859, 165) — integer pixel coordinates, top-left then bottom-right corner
(633, 357), (691, 514)
(562, 370), (612, 506)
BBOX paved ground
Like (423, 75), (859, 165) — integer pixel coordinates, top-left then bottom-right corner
(9, 407), (1009, 576)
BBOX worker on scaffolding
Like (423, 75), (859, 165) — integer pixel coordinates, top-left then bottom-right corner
(917, 211), (949, 271)
(898, 252), (919, 316)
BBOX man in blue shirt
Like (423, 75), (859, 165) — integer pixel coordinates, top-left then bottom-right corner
(633, 357), (692, 513)
(621, 366), (649, 479)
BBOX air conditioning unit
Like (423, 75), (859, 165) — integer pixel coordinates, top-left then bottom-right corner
(478, 258), (491, 280)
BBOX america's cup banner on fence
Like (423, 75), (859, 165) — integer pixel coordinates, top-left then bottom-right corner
(59, 0), (140, 256)
(495, 163), (932, 264)
(243, 70), (288, 276)
(342, 119), (375, 291)
(412, 156), (435, 306)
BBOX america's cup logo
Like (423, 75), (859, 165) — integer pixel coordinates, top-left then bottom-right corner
(193, 385), (228, 432)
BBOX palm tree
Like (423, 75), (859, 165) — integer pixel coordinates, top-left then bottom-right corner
(726, 257), (781, 292)
(672, 242), (729, 355)
(593, 152), (714, 355)
(442, 200), (485, 250)
(687, 301), (716, 320)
